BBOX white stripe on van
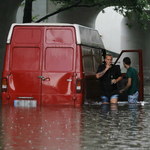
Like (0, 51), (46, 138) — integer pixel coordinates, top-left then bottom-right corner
(7, 23), (104, 49)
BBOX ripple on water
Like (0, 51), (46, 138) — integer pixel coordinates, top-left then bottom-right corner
(0, 103), (150, 150)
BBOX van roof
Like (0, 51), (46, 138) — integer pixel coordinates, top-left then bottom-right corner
(7, 23), (104, 49)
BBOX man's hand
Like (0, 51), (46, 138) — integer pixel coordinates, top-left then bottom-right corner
(96, 64), (111, 79)
(106, 64), (111, 71)
(96, 73), (101, 78)
(111, 79), (117, 84)
(119, 89), (124, 93)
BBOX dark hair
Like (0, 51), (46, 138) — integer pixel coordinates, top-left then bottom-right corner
(123, 57), (131, 65)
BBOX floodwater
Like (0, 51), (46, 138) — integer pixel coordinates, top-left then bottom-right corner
(0, 98), (150, 150)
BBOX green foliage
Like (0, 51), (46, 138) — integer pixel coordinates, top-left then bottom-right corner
(32, 15), (40, 22)
(114, 0), (150, 29)
(49, 0), (150, 29)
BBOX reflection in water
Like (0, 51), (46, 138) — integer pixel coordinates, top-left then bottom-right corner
(0, 106), (82, 150)
(0, 103), (150, 150)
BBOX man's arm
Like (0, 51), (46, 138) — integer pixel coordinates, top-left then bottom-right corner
(120, 78), (132, 93)
(111, 65), (123, 84)
(96, 65), (110, 79)
(111, 76), (123, 84)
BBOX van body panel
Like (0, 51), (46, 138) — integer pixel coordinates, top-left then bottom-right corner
(41, 72), (75, 105)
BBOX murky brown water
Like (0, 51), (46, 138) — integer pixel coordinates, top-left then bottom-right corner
(0, 99), (150, 150)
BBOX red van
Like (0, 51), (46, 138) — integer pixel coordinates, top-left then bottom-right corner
(1, 23), (105, 107)
(1, 23), (144, 107)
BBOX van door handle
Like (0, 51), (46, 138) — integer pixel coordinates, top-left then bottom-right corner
(38, 76), (50, 81)
(38, 76), (44, 79)
(66, 79), (72, 82)
(44, 77), (50, 81)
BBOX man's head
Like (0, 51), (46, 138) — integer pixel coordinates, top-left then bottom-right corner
(105, 54), (113, 66)
(123, 57), (131, 68)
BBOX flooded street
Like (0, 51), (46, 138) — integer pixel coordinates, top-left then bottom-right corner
(81, 103), (150, 150)
(0, 99), (150, 150)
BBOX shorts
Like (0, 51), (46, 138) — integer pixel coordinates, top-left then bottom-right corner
(101, 94), (119, 103)
(128, 91), (139, 103)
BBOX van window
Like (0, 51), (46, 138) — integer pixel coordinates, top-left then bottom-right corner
(82, 48), (94, 74)
(93, 49), (102, 72)
(83, 56), (94, 73)
(82, 47), (102, 74)
(13, 28), (42, 44)
(11, 48), (40, 71)
(82, 46), (94, 74)
(45, 48), (74, 72)
(46, 29), (74, 44)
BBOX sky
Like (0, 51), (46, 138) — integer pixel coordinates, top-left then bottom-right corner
(95, 7), (123, 53)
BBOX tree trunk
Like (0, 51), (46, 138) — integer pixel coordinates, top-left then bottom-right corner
(23, 0), (33, 23)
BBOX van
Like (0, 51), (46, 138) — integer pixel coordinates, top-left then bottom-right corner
(1, 23), (144, 107)
(1, 23), (105, 107)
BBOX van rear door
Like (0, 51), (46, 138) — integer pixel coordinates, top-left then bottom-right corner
(9, 27), (43, 104)
(41, 27), (76, 105)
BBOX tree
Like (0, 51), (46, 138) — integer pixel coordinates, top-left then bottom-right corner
(23, 0), (34, 23)
(23, 0), (150, 28)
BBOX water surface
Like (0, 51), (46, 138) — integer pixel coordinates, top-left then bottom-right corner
(0, 101), (150, 150)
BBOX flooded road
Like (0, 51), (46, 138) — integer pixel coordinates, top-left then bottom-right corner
(0, 101), (150, 150)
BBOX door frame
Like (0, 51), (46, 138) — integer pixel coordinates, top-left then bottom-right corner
(114, 49), (144, 101)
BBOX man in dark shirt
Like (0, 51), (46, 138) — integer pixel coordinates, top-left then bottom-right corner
(96, 54), (122, 104)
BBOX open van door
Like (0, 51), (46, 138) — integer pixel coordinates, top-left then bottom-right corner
(114, 50), (144, 101)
